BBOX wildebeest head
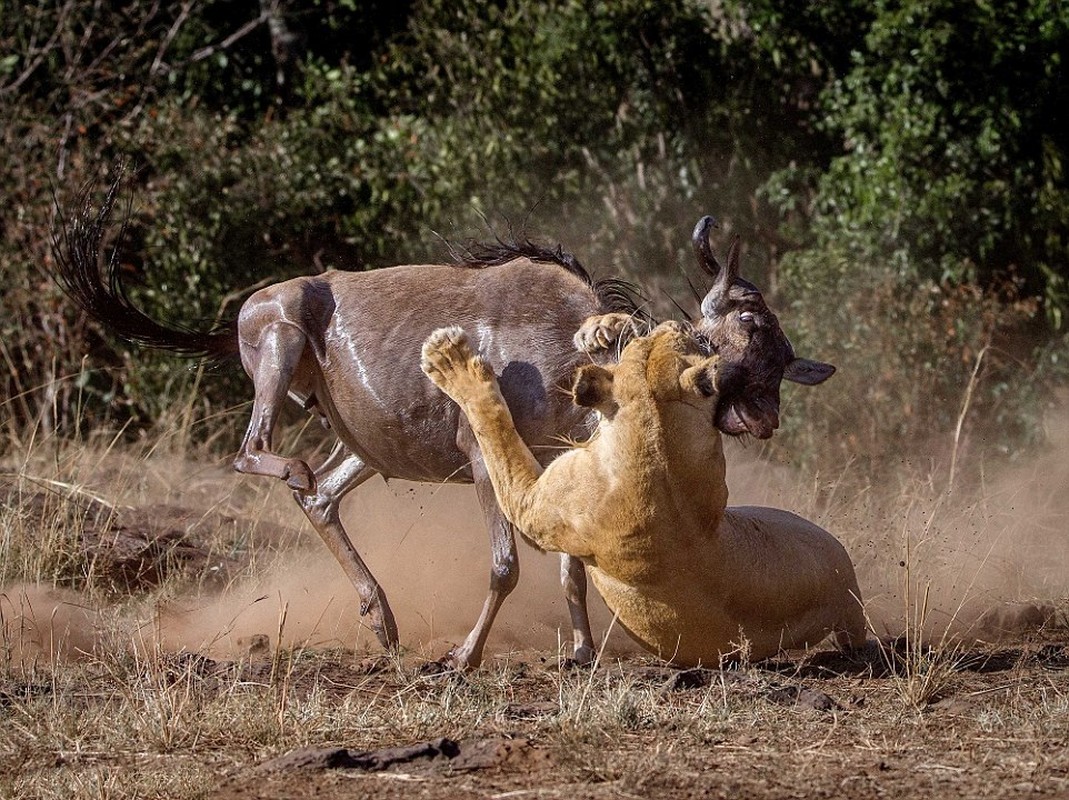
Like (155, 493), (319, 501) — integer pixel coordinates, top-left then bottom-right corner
(689, 216), (834, 440)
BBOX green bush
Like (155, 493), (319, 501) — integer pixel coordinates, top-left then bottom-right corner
(1, 0), (1066, 484)
(774, 248), (1060, 484)
(803, 0), (1069, 325)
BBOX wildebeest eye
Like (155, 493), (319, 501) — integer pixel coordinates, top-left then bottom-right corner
(738, 311), (757, 330)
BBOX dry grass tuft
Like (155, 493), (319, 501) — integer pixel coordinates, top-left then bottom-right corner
(1, 398), (1068, 797)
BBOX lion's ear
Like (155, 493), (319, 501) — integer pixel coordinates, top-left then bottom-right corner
(679, 356), (719, 399)
(572, 364), (617, 415)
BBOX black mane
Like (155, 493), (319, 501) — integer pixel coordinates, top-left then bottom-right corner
(449, 233), (652, 322)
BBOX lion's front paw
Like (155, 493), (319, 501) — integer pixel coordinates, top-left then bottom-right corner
(421, 326), (493, 400)
(573, 313), (640, 354)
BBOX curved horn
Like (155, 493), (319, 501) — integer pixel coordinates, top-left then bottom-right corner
(691, 216), (721, 278)
(708, 232), (741, 302)
(725, 234), (741, 282)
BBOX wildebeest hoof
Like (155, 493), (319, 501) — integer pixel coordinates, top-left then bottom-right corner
(355, 654), (397, 675)
(416, 659), (453, 677)
(571, 644), (597, 667)
(371, 626), (398, 650)
(557, 657), (590, 671)
(417, 653), (469, 677)
(283, 461), (316, 493)
(360, 594), (399, 650)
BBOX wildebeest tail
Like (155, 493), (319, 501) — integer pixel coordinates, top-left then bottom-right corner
(50, 168), (239, 361)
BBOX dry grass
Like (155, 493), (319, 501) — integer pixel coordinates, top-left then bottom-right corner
(2, 635), (1068, 800)
(0, 407), (1067, 798)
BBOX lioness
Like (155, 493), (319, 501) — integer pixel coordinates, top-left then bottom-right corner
(421, 323), (866, 666)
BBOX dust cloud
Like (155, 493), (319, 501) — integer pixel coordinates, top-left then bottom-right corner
(153, 480), (635, 661)
(0, 583), (103, 666)
(158, 410), (1069, 657)
(723, 410), (1069, 640)
(4, 412), (1066, 665)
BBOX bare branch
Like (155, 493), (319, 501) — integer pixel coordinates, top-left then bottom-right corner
(0, 0), (75, 96)
(126, 0), (194, 121)
(189, 11), (270, 64)
(150, 0), (194, 77)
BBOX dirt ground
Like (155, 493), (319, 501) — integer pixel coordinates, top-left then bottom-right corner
(2, 460), (1068, 799)
(200, 640), (1069, 800)
(4, 602), (1066, 800)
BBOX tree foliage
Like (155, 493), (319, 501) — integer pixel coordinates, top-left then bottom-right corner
(1, 0), (1066, 478)
(803, 0), (1069, 325)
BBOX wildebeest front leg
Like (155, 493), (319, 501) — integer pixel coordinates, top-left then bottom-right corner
(443, 438), (520, 670)
(294, 440), (399, 650)
(233, 322), (316, 492)
(456, 446), (595, 669)
(422, 327), (599, 666)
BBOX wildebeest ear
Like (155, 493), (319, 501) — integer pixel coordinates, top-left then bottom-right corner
(784, 357), (836, 386)
(572, 364), (616, 413)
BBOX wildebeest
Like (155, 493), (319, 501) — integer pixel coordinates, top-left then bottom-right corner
(51, 169), (834, 669)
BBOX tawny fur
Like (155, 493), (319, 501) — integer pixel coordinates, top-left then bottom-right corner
(421, 324), (866, 666)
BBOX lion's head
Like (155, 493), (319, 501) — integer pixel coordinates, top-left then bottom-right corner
(570, 324), (721, 424)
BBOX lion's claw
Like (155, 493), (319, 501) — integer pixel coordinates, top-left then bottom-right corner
(574, 313), (641, 354)
(421, 326), (494, 401)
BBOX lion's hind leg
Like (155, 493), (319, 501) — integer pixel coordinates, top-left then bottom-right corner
(833, 591), (869, 653)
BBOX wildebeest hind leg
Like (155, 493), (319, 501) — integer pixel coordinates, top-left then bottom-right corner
(561, 555), (596, 665)
(233, 322), (316, 492)
(295, 440), (399, 650)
